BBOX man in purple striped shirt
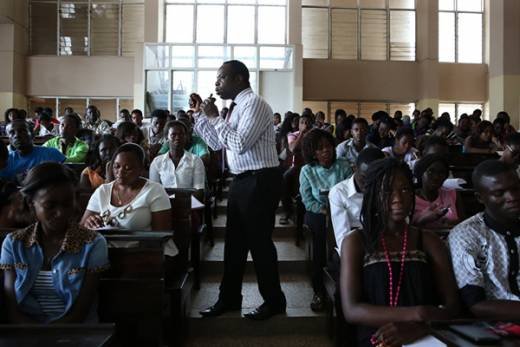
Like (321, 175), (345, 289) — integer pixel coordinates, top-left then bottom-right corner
(192, 60), (286, 320)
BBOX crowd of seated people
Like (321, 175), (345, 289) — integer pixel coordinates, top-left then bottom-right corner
(1, 101), (520, 347)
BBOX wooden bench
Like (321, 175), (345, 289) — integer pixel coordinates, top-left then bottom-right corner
(449, 153), (499, 187)
(98, 231), (171, 347)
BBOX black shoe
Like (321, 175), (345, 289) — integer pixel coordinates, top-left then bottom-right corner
(199, 300), (241, 317)
(243, 303), (286, 321)
(310, 293), (325, 312)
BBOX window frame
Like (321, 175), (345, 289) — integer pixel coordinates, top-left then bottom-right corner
(29, 0), (144, 57)
(438, 0), (485, 63)
(163, 1), (288, 46)
(302, 0), (417, 61)
(144, 42), (295, 113)
(439, 102), (485, 123)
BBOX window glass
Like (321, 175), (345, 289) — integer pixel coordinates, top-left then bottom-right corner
(122, 3), (144, 56)
(361, 10), (387, 60)
(258, 6), (286, 44)
(302, 7), (329, 58)
(390, 10), (415, 61)
(457, 13), (482, 63)
(172, 71), (194, 112)
(227, 6), (255, 44)
(91, 3), (119, 56)
(31, 2), (57, 55)
(166, 5), (194, 43)
(145, 71), (170, 115)
(60, 2), (88, 55)
(331, 9), (358, 59)
(197, 5), (225, 43)
(439, 12), (455, 62)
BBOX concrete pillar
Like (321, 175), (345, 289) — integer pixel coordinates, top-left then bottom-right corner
(488, 0), (520, 128)
(0, 0), (28, 111)
(416, 0), (439, 117)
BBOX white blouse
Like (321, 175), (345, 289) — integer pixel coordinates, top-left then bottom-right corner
(86, 179), (171, 231)
(149, 151), (205, 190)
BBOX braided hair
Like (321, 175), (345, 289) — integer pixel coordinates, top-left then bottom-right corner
(360, 157), (415, 252)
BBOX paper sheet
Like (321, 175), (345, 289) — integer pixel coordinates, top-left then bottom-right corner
(404, 335), (447, 347)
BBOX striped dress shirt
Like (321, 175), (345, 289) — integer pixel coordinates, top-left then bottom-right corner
(193, 88), (279, 175)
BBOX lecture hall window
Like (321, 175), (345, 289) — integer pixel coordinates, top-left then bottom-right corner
(302, 0), (416, 61)
(439, 0), (483, 63)
(164, 0), (287, 45)
(29, 0), (145, 57)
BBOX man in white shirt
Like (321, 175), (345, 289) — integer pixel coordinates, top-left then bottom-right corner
(191, 60), (285, 320)
(329, 148), (385, 256)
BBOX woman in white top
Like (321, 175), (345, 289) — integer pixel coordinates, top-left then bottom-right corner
(149, 121), (205, 200)
(81, 143), (172, 232)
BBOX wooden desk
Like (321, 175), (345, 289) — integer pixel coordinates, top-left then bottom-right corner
(0, 324), (114, 347)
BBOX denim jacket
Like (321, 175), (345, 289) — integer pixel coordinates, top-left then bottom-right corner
(0, 223), (109, 322)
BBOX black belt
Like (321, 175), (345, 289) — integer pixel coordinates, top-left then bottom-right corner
(234, 167), (277, 180)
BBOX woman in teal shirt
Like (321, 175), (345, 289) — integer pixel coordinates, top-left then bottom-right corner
(299, 128), (353, 312)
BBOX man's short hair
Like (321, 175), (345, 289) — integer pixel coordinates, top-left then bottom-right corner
(356, 148), (385, 168)
(472, 160), (514, 192)
(352, 117), (369, 128)
(151, 109), (168, 120)
(223, 60), (250, 83)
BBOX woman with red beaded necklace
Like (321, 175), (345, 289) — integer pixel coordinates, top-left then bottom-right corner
(339, 158), (460, 347)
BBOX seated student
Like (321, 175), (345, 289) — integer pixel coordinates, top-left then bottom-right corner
(2, 108), (19, 136)
(115, 121), (146, 147)
(449, 161), (520, 320)
(131, 109), (144, 129)
(0, 120), (65, 184)
(80, 134), (121, 190)
(157, 118), (210, 165)
(412, 154), (463, 229)
(278, 113), (311, 225)
(329, 148), (384, 255)
(336, 118), (377, 168)
(0, 162), (109, 323)
(340, 158), (460, 347)
(34, 111), (58, 137)
(500, 133), (520, 176)
(382, 127), (418, 167)
(334, 118), (352, 145)
(273, 112), (282, 133)
(81, 143), (172, 232)
(315, 111), (333, 134)
(463, 120), (498, 154)
(43, 114), (89, 163)
(368, 115), (394, 149)
(299, 129), (353, 312)
(143, 109), (168, 158)
(149, 121), (205, 200)
(82, 105), (112, 135)
(112, 109), (131, 130)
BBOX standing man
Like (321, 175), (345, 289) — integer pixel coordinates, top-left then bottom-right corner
(192, 60), (286, 320)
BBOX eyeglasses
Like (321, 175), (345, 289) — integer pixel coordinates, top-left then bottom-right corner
(101, 205), (133, 226)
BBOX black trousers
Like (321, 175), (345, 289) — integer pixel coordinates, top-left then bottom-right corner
(304, 210), (327, 295)
(218, 167), (286, 308)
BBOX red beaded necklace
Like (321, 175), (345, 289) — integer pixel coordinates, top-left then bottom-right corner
(370, 225), (409, 347)
(380, 224), (409, 307)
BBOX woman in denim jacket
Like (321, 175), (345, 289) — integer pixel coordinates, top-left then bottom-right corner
(0, 162), (109, 323)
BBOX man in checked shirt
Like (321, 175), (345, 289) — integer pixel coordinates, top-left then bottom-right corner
(191, 60), (286, 320)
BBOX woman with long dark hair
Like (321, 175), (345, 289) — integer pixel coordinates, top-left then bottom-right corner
(339, 158), (459, 346)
